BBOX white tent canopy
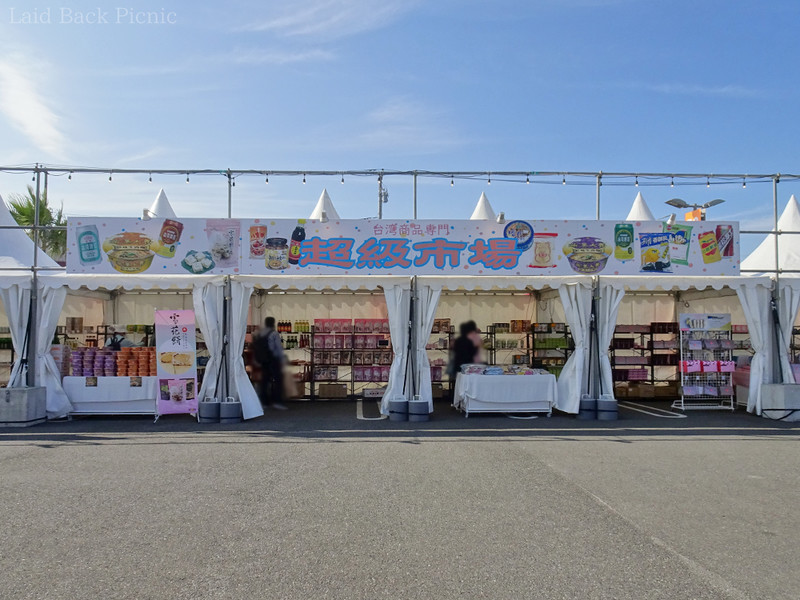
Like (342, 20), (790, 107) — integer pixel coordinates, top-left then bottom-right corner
(146, 189), (177, 219)
(309, 189), (340, 220)
(741, 195), (800, 273)
(0, 193), (59, 286)
(625, 192), (657, 221)
(470, 192), (497, 220)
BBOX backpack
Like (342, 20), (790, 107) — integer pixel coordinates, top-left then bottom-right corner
(108, 334), (122, 352)
(253, 331), (275, 366)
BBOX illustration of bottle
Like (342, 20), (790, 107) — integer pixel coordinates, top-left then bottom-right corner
(614, 224), (634, 261)
(76, 224), (102, 265)
(288, 219), (306, 265)
(715, 225), (734, 257)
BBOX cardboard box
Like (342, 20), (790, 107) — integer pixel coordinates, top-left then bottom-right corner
(317, 383), (348, 399)
(432, 383), (444, 399)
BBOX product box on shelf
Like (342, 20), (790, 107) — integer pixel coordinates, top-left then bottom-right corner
(317, 383), (348, 398)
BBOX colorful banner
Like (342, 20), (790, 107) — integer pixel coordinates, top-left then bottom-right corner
(679, 313), (732, 332)
(154, 309), (198, 416)
(67, 217), (740, 277)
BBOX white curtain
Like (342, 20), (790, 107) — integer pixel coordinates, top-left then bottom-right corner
(381, 283), (411, 415)
(556, 282), (592, 413)
(0, 284), (29, 387)
(37, 286), (71, 418)
(415, 284), (442, 413)
(778, 281), (800, 383)
(736, 283), (773, 415)
(194, 281), (224, 403)
(229, 280), (262, 420)
(597, 282), (626, 399)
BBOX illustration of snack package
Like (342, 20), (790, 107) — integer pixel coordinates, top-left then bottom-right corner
(698, 230), (721, 264)
(638, 232), (671, 273)
(663, 223), (692, 266)
(206, 219), (241, 268)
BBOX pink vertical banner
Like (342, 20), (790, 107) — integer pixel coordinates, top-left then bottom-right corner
(155, 309), (198, 416)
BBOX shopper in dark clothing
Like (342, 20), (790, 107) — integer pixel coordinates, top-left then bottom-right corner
(253, 316), (288, 410)
(449, 320), (482, 381)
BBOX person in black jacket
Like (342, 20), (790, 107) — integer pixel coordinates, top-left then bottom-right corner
(449, 320), (482, 382)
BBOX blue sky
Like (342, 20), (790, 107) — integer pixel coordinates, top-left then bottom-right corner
(1, 0), (799, 252)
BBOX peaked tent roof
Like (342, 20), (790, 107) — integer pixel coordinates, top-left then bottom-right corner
(470, 192), (497, 220)
(625, 192), (656, 221)
(147, 189), (177, 219)
(309, 188), (340, 219)
(741, 195), (800, 274)
(0, 193), (59, 271)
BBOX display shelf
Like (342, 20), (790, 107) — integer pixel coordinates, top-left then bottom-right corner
(526, 323), (572, 377)
(426, 320), (453, 396)
(485, 324), (529, 366)
(611, 322), (679, 400)
(673, 313), (734, 411)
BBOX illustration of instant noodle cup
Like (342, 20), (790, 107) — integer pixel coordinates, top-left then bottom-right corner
(102, 232), (155, 273)
(562, 237), (612, 274)
(503, 220), (534, 251)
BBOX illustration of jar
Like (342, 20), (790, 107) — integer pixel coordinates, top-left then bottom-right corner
(76, 224), (102, 265)
(265, 238), (289, 270)
(249, 225), (267, 258)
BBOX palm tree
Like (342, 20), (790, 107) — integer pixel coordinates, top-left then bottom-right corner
(6, 185), (67, 263)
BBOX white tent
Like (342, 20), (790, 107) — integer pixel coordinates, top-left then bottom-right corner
(146, 189), (177, 219)
(309, 189), (340, 220)
(0, 194), (72, 418)
(625, 192), (656, 221)
(470, 192), (497, 221)
(741, 195), (800, 390)
(741, 195), (800, 273)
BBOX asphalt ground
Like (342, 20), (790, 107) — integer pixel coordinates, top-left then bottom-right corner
(0, 400), (798, 599)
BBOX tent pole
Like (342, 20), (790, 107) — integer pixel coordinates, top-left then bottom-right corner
(772, 175), (781, 383)
(224, 171), (233, 399)
(596, 173), (601, 220)
(27, 166), (41, 388)
(410, 276), (417, 398)
(413, 172), (418, 219)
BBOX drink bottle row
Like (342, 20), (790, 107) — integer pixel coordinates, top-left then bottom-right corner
(282, 334), (311, 349)
(276, 320), (311, 333)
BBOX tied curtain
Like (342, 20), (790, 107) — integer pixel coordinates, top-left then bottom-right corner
(0, 283), (71, 418)
(381, 283), (411, 415)
(778, 281), (800, 383)
(414, 284), (442, 413)
(597, 283), (626, 399)
(556, 282), (592, 413)
(229, 280), (262, 420)
(193, 281), (224, 403)
(736, 283), (773, 414)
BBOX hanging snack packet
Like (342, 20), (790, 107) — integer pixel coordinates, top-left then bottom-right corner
(663, 222), (692, 266)
(205, 219), (241, 269)
(639, 232), (671, 273)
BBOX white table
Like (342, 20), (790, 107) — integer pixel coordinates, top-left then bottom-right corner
(453, 372), (557, 416)
(63, 376), (158, 415)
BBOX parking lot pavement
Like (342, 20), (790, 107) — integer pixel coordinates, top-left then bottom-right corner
(1, 401), (797, 599)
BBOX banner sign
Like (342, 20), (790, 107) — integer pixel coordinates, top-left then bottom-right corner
(154, 309), (198, 416)
(679, 313), (732, 332)
(67, 218), (739, 276)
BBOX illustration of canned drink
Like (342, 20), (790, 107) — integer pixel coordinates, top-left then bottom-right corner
(154, 219), (184, 258)
(715, 225), (733, 257)
(699, 230), (721, 264)
(76, 224), (102, 265)
(614, 223), (635, 261)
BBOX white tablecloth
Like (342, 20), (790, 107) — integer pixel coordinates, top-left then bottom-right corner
(453, 373), (557, 416)
(63, 376), (158, 415)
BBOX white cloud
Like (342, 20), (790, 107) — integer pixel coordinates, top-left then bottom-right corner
(229, 47), (336, 65)
(237, 0), (418, 40)
(0, 53), (66, 159)
(637, 82), (761, 98)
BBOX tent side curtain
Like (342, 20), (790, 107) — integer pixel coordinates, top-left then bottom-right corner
(381, 284), (412, 415)
(778, 278), (800, 384)
(415, 284), (442, 412)
(194, 282), (225, 403)
(734, 283), (773, 415)
(230, 281), (262, 420)
(0, 284), (30, 388)
(38, 286), (72, 418)
(556, 281), (593, 413)
(597, 283), (626, 399)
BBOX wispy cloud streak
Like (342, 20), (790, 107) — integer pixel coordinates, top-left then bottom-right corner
(0, 53), (66, 158)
